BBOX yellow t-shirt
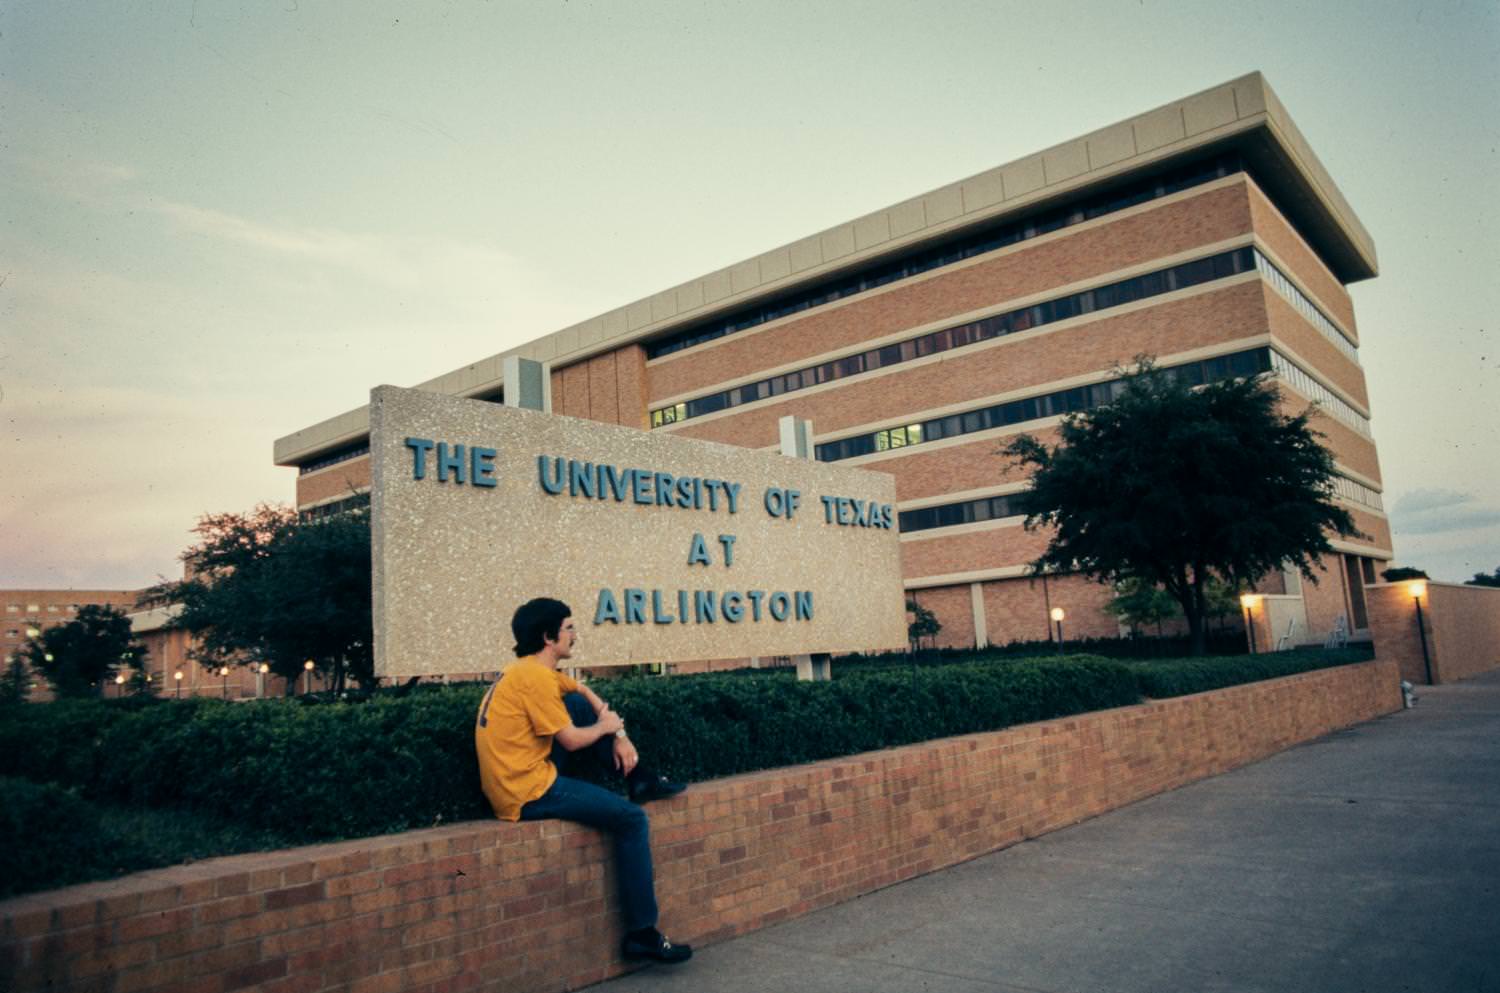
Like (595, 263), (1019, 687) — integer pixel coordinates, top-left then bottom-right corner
(475, 657), (581, 821)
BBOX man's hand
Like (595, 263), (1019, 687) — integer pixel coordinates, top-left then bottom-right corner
(595, 706), (625, 736)
(613, 735), (639, 777)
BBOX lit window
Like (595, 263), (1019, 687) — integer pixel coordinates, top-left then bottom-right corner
(27, 604), (39, 613)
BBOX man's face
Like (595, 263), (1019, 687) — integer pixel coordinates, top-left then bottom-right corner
(548, 616), (577, 659)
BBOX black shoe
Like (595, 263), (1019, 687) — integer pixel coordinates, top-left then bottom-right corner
(629, 773), (686, 804)
(621, 928), (692, 964)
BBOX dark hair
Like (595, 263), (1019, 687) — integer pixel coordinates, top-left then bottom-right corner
(511, 597), (572, 656)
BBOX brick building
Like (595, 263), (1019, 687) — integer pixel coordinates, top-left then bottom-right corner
(2, 589), (142, 701)
(274, 73), (1390, 655)
(2, 589), (307, 700)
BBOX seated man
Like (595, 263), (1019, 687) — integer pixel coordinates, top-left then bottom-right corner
(475, 596), (691, 965)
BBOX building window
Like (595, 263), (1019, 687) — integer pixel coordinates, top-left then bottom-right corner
(817, 348), (1272, 463)
(652, 247), (1260, 429)
(5, 605), (18, 614)
(1253, 252), (1359, 364)
(645, 155), (1246, 359)
(297, 443), (371, 476)
(899, 493), (1026, 533)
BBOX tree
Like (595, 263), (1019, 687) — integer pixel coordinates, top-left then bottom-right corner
(1, 655), (31, 705)
(1104, 578), (1181, 636)
(1004, 359), (1359, 655)
(906, 599), (942, 653)
(1383, 566), (1430, 583)
(1468, 567), (1500, 588)
(19, 605), (150, 699)
(141, 504), (374, 695)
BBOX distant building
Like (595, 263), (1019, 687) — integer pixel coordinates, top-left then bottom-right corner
(3, 588), (311, 700)
(275, 73), (1389, 654)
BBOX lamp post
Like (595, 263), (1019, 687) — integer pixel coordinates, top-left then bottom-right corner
(115, 673), (125, 698)
(174, 670), (183, 699)
(258, 662), (269, 699)
(1408, 581), (1434, 685)
(303, 659), (315, 695)
(1050, 607), (1065, 653)
(219, 666), (230, 698)
(1240, 594), (1262, 654)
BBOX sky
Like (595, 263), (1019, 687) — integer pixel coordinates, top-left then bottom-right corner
(2, 0), (1497, 590)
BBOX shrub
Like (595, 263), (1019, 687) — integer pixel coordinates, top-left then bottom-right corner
(1124, 646), (1374, 698)
(0, 777), (125, 898)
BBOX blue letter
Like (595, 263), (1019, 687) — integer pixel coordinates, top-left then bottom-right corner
(747, 590), (765, 621)
(601, 464), (629, 502)
(632, 470), (654, 505)
(769, 591), (791, 621)
(725, 482), (742, 514)
(688, 533), (711, 566)
(820, 495), (836, 523)
(624, 589), (647, 624)
(594, 590), (621, 624)
(718, 534), (736, 566)
(722, 592), (744, 623)
(694, 591), (717, 622)
(569, 460), (596, 498)
(651, 589), (675, 624)
(795, 591), (814, 620)
(471, 447), (498, 488)
(764, 487), (785, 517)
(405, 438), (434, 480)
(437, 442), (466, 483)
(538, 455), (565, 495)
(786, 489), (801, 519)
(656, 473), (676, 507)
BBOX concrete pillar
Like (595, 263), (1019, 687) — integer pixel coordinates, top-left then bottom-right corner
(503, 356), (547, 412)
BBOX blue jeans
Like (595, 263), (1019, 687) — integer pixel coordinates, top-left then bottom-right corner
(520, 692), (658, 931)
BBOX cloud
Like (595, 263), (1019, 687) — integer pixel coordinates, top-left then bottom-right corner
(145, 197), (536, 300)
(1390, 489), (1500, 536)
(1392, 489), (1472, 515)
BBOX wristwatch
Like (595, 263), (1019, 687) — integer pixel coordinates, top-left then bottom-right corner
(615, 728), (628, 739)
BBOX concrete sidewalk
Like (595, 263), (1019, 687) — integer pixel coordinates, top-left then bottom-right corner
(594, 670), (1500, 993)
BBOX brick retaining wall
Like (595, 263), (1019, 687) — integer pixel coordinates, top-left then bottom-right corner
(1, 659), (1401, 993)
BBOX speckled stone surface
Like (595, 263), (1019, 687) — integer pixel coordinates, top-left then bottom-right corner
(370, 386), (906, 676)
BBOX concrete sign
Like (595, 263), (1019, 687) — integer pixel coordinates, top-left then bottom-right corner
(369, 385), (906, 676)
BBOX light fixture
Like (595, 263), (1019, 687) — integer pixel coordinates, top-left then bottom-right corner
(1050, 607), (1065, 652)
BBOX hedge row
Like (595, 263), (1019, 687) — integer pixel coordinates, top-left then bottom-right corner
(0, 647), (1372, 859)
(1123, 645), (1373, 698)
(0, 656), (1137, 843)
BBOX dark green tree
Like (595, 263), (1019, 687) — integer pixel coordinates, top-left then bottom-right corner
(1104, 578), (1181, 636)
(1467, 567), (1500, 588)
(19, 605), (150, 699)
(141, 503), (374, 695)
(1382, 566), (1430, 583)
(1004, 359), (1359, 655)
(906, 599), (942, 653)
(0, 655), (31, 705)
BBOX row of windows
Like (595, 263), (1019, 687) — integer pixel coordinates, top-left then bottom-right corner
(5, 603), (83, 614)
(644, 156), (1247, 359)
(815, 349), (1273, 462)
(1330, 475), (1385, 513)
(899, 466), (1381, 536)
(300, 492), (372, 521)
(297, 443), (370, 476)
(1268, 352), (1373, 438)
(898, 493), (1026, 533)
(1253, 252), (1359, 364)
(652, 247), (1259, 428)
